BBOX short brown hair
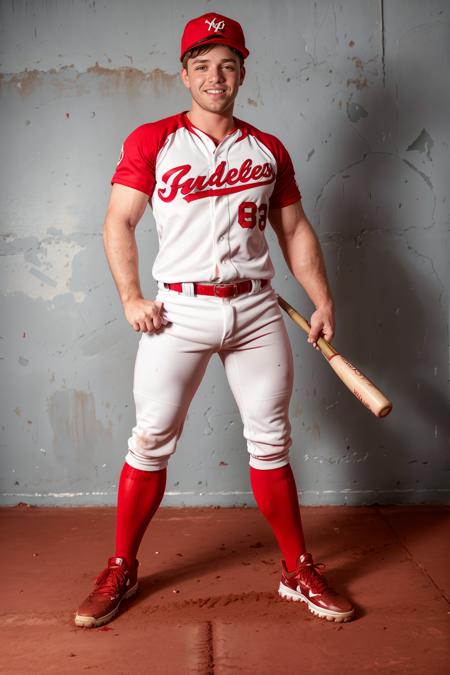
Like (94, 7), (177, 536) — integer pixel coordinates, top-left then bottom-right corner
(182, 43), (244, 70)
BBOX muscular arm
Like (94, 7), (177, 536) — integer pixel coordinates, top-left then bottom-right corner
(269, 200), (334, 345)
(103, 183), (165, 332)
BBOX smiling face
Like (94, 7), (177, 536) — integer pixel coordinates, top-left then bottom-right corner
(181, 45), (245, 117)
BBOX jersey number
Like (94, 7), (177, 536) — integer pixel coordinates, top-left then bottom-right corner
(238, 202), (268, 231)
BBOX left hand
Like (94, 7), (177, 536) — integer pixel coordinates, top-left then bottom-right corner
(308, 303), (335, 349)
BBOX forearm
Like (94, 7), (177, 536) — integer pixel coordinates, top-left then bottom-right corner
(281, 222), (333, 310)
(103, 216), (143, 304)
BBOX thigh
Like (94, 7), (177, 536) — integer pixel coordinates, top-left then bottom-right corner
(127, 319), (214, 470)
(220, 312), (294, 447)
(133, 327), (213, 424)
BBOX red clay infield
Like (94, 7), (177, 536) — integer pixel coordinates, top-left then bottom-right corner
(2, 505), (449, 674)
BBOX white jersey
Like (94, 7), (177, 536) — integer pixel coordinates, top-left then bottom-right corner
(111, 111), (301, 283)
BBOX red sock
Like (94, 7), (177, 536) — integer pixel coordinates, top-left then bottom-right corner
(250, 464), (306, 572)
(115, 462), (166, 569)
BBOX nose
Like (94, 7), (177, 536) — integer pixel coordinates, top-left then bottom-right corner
(208, 65), (225, 83)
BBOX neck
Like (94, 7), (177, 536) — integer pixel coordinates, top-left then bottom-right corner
(187, 105), (235, 142)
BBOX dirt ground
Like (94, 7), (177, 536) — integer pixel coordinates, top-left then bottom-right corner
(1, 504), (449, 674)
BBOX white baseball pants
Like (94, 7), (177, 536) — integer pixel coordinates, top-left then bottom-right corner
(125, 281), (294, 472)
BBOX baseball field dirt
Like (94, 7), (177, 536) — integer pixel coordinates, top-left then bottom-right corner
(2, 505), (449, 674)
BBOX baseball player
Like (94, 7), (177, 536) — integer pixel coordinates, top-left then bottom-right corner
(75, 12), (354, 628)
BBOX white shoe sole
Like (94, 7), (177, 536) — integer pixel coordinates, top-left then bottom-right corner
(74, 581), (139, 628)
(278, 582), (354, 623)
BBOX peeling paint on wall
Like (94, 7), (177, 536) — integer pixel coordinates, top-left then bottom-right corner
(304, 451), (370, 464)
(346, 101), (369, 122)
(1, 232), (86, 303)
(406, 128), (434, 160)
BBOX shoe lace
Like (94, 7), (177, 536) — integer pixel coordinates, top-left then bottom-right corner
(93, 566), (127, 597)
(298, 560), (330, 595)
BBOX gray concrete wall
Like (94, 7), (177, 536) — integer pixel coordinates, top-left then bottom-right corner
(1, 0), (449, 506)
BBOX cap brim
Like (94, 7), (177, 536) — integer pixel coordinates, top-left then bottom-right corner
(181, 36), (249, 61)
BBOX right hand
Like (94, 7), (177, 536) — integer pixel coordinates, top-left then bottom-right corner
(123, 298), (168, 333)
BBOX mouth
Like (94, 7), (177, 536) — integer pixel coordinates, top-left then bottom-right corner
(204, 88), (227, 96)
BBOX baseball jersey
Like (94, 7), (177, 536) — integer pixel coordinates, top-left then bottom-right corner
(111, 111), (301, 283)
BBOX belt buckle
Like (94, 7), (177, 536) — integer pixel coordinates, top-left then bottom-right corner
(214, 283), (238, 297)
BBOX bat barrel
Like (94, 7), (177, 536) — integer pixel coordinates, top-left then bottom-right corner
(277, 294), (393, 419)
(378, 403), (393, 418)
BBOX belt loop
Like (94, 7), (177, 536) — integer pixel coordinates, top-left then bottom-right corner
(251, 279), (261, 294)
(181, 282), (196, 297)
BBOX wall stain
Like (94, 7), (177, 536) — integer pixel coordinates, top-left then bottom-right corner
(346, 76), (368, 90)
(86, 64), (178, 96)
(352, 56), (364, 70)
(47, 389), (112, 479)
(0, 64), (179, 98)
(0, 68), (48, 96)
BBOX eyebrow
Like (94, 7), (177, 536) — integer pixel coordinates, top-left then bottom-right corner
(191, 58), (238, 64)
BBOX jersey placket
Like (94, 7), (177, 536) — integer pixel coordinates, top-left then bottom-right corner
(214, 133), (239, 282)
(192, 127), (239, 283)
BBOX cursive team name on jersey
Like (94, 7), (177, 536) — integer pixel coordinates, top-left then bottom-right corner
(157, 159), (276, 203)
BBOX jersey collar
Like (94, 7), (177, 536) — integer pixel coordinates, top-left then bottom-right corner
(182, 111), (245, 147)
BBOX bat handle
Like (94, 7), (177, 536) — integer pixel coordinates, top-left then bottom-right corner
(276, 294), (337, 360)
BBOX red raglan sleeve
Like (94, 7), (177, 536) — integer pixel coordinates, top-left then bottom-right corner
(268, 137), (301, 209)
(111, 125), (155, 198)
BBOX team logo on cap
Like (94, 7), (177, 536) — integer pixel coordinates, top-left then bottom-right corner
(205, 17), (225, 32)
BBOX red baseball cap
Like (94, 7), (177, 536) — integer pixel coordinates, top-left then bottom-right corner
(180, 12), (249, 62)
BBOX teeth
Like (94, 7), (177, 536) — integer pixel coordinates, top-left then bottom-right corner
(206, 89), (225, 94)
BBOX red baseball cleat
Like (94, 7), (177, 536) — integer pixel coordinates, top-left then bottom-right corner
(74, 556), (139, 628)
(278, 552), (354, 622)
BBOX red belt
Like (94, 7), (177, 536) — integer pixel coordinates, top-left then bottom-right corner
(164, 279), (268, 298)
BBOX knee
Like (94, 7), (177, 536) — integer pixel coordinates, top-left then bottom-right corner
(126, 421), (181, 470)
(131, 427), (167, 453)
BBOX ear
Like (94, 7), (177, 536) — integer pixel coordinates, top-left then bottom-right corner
(180, 67), (191, 90)
(239, 65), (246, 86)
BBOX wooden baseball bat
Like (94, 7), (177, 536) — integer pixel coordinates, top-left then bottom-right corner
(277, 295), (392, 418)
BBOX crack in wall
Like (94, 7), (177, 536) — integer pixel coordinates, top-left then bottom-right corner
(401, 158), (433, 190)
(320, 224), (423, 247)
(314, 151), (369, 212)
(314, 151), (438, 233)
(401, 159), (437, 229)
(380, 0), (386, 87)
(405, 239), (445, 306)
